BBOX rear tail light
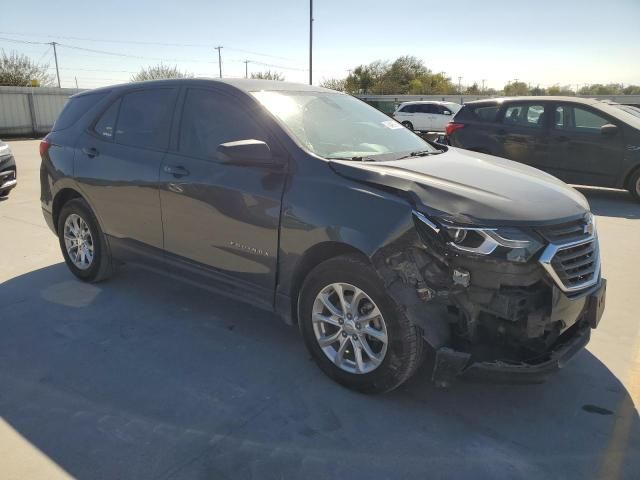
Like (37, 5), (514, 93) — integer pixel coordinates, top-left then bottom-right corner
(39, 136), (51, 157)
(445, 122), (465, 136)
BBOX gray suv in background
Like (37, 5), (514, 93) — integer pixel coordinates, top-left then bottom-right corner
(446, 96), (640, 200)
(40, 79), (606, 393)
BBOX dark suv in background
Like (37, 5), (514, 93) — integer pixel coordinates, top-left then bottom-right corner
(40, 80), (606, 393)
(446, 97), (640, 200)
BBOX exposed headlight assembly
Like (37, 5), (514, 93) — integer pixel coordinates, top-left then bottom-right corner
(413, 211), (544, 262)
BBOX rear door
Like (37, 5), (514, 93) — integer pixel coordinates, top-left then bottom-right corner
(495, 102), (548, 168)
(431, 104), (454, 131)
(75, 87), (178, 254)
(395, 104), (416, 128)
(544, 103), (625, 186)
(413, 104), (432, 130)
(159, 86), (288, 308)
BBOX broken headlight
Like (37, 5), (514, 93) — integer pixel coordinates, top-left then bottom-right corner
(413, 211), (544, 263)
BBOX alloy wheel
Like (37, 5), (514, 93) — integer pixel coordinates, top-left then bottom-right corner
(63, 213), (94, 270)
(312, 282), (388, 374)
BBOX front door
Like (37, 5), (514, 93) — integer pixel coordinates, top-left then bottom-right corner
(75, 87), (178, 253)
(543, 104), (625, 186)
(159, 87), (288, 308)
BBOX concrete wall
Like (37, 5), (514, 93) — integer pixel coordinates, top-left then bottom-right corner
(0, 86), (83, 137)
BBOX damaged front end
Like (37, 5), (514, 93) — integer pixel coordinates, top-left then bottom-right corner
(372, 210), (606, 386)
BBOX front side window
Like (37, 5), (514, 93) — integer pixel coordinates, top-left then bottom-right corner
(554, 105), (611, 133)
(502, 104), (545, 128)
(114, 89), (176, 150)
(179, 88), (266, 159)
(252, 91), (433, 160)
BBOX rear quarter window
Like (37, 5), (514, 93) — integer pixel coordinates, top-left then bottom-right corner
(470, 105), (499, 122)
(52, 92), (108, 131)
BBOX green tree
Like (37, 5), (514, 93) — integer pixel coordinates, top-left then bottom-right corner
(131, 64), (190, 82)
(529, 85), (547, 96)
(250, 70), (285, 81)
(623, 85), (640, 95)
(578, 83), (625, 95)
(547, 84), (575, 96)
(503, 81), (530, 96)
(465, 82), (481, 95)
(0, 50), (54, 87)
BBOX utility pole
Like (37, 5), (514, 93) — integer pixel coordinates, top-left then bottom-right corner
(481, 79), (486, 92)
(214, 46), (223, 78)
(75, 76), (78, 89)
(244, 60), (249, 79)
(309, 0), (313, 85)
(458, 76), (462, 94)
(51, 42), (61, 88)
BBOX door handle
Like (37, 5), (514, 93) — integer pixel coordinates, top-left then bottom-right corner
(82, 147), (99, 158)
(163, 165), (190, 178)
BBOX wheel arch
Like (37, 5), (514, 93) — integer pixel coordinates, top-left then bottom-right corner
(623, 162), (640, 191)
(52, 188), (85, 235)
(286, 241), (370, 325)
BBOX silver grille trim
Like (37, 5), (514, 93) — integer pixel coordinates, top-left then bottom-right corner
(539, 234), (600, 293)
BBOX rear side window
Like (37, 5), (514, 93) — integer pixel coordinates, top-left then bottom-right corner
(400, 104), (416, 113)
(113, 89), (176, 150)
(502, 104), (545, 128)
(94, 99), (120, 140)
(52, 92), (107, 131)
(178, 88), (267, 160)
(469, 105), (499, 122)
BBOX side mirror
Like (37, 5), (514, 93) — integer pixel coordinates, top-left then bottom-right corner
(217, 139), (280, 167)
(443, 110), (452, 116)
(601, 124), (618, 135)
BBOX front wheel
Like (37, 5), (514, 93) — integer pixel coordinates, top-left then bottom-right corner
(299, 255), (425, 393)
(401, 121), (414, 131)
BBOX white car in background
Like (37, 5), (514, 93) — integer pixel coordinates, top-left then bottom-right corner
(392, 101), (462, 132)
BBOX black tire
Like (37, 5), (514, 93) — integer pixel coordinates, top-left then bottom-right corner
(57, 198), (113, 282)
(628, 169), (640, 201)
(299, 254), (425, 393)
(0, 190), (9, 198)
(401, 121), (414, 131)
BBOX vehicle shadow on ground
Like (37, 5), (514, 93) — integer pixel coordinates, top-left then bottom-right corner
(0, 264), (638, 480)
(578, 187), (640, 219)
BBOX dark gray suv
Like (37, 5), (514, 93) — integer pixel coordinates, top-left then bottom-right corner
(40, 79), (606, 393)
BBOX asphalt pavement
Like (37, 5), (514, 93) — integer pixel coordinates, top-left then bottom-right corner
(1, 139), (639, 480)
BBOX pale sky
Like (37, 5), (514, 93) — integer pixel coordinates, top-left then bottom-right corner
(2, 0), (639, 90)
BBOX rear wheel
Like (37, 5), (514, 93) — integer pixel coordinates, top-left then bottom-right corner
(629, 169), (640, 201)
(299, 255), (425, 393)
(57, 198), (112, 282)
(401, 121), (414, 131)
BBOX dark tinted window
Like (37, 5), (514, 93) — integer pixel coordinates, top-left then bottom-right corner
(471, 105), (499, 122)
(400, 104), (416, 113)
(179, 88), (267, 159)
(114, 89), (176, 150)
(94, 98), (120, 140)
(553, 105), (610, 133)
(52, 92), (107, 131)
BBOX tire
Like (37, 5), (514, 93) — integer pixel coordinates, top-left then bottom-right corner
(0, 189), (9, 198)
(57, 198), (113, 282)
(629, 169), (640, 201)
(401, 121), (414, 131)
(299, 254), (425, 393)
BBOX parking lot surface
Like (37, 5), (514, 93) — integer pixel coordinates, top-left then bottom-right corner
(1, 139), (639, 480)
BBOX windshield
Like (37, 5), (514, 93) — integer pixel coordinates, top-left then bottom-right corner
(613, 104), (640, 118)
(252, 90), (435, 160)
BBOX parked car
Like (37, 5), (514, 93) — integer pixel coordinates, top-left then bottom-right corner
(392, 101), (461, 132)
(446, 96), (640, 200)
(0, 140), (17, 198)
(40, 80), (606, 393)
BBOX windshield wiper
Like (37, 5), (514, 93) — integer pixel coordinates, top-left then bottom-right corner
(396, 150), (441, 160)
(325, 156), (376, 162)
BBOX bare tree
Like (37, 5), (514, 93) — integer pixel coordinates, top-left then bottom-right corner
(250, 70), (285, 81)
(319, 78), (346, 92)
(0, 50), (55, 87)
(131, 64), (191, 82)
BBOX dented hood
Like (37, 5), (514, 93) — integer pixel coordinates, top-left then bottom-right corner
(329, 147), (590, 226)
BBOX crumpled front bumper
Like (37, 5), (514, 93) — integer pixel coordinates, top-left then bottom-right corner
(432, 278), (606, 385)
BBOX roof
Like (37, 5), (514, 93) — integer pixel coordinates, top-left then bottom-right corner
(464, 96), (603, 106)
(73, 78), (335, 98)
